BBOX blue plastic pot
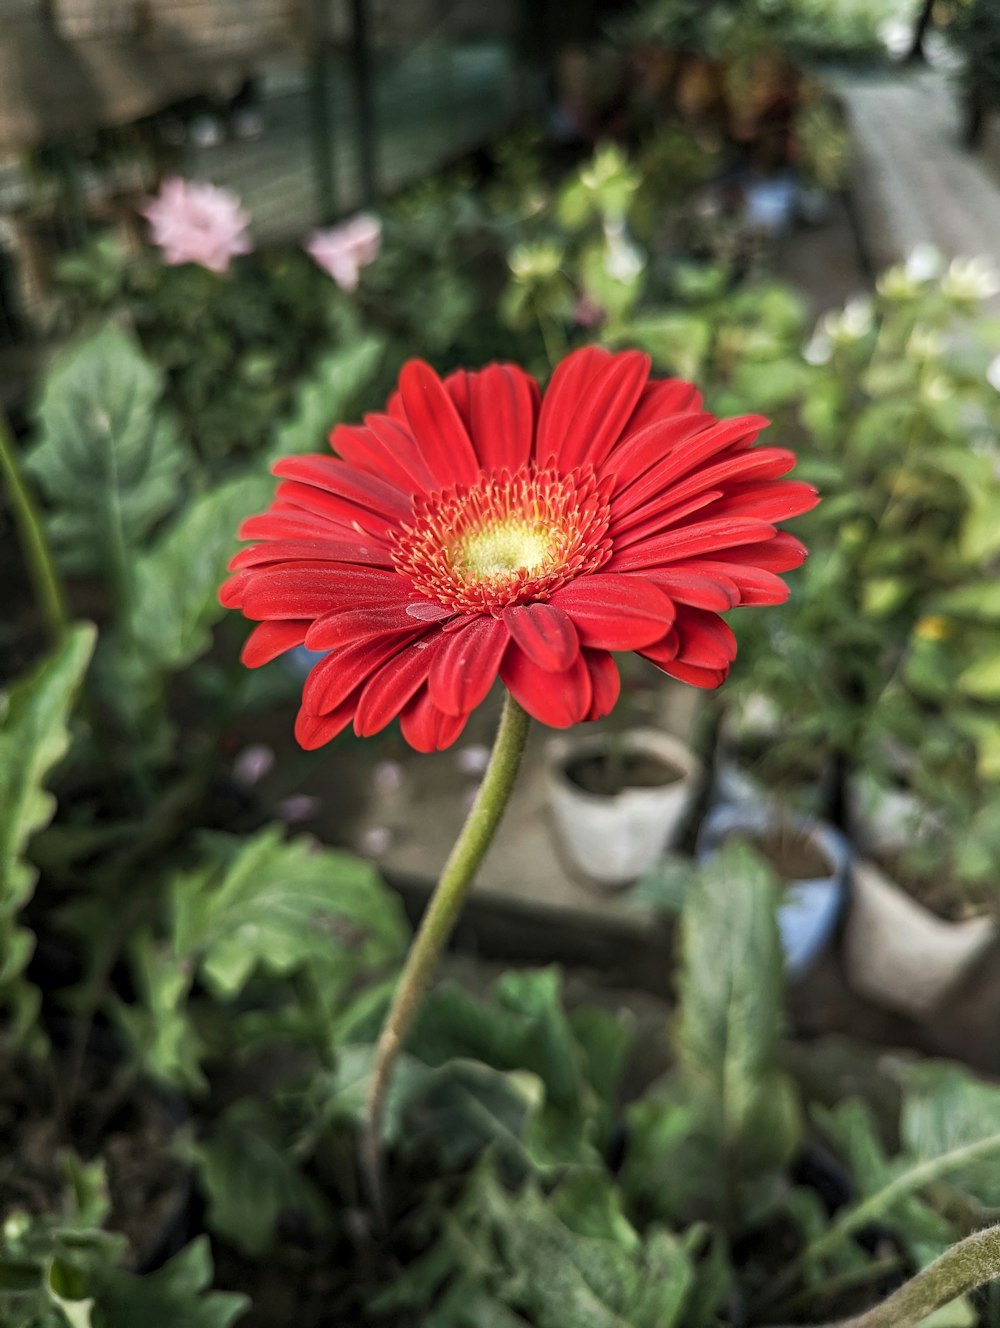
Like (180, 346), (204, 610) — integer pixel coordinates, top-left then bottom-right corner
(697, 802), (852, 978)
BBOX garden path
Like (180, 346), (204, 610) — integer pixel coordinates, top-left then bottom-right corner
(833, 63), (1000, 297)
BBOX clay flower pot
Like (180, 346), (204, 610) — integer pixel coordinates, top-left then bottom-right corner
(844, 860), (997, 1018)
(545, 728), (703, 890)
(697, 803), (851, 977)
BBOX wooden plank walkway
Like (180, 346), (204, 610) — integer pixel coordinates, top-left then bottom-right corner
(834, 66), (1000, 281)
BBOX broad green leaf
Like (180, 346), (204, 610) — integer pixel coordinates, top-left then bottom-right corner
(27, 325), (186, 574)
(268, 335), (384, 463)
(191, 1104), (330, 1255)
(0, 625), (95, 1033)
(676, 842), (799, 1167)
(128, 473), (273, 674)
(92, 1237), (248, 1328)
(930, 582), (1000, 620)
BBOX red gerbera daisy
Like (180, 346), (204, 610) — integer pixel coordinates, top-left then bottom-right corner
(220, 347), (817, 752)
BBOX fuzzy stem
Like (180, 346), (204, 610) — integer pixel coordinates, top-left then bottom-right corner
(0, 410), (68, 642)
(363, 692), (531, 1210)
(779, 1225), (1000, 1328)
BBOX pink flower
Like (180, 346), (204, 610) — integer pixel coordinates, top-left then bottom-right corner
(573, 293), (606, 328)
(305, 214), (382, 291)
(141, 177), (252, 274)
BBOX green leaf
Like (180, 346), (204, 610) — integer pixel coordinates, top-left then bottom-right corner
(898, 1062), (1000, 1206)
(268, 336), (384, 463)
(191, 1103), (330, 1255)
(92, 1237), (248, 1328)
(26, 325), (186, 573)
(128, 474), (273, 675)
(675, 842), (798, 1163)
(0, 625), (95, 1034)
(170, 828), (407, 1002)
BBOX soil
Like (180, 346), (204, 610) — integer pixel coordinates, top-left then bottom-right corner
(0, 1040), (189, 1268)
(565, 749), (685, 797)
(729, 827), (831, 884)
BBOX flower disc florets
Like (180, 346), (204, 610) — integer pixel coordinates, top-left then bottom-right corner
(391, 465), (612, 614)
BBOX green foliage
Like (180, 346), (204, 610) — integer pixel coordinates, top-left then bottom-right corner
(375, 1161), (705, 1328)
(622, 843), (800, 1227)
(190, 1101), (331, 1256)
(0, 1157), (245, 1328)
(115, 827), (408, 1090)
(0, 625), (94, 1037)
(26, 325), (186, 576)
(267, 336), (385, 463)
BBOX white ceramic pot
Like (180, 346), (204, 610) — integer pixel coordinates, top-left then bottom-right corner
(545, 728), (703, 890)
(844, 859), (997, 1018)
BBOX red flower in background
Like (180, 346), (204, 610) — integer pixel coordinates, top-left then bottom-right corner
(220, 348), (817, 752)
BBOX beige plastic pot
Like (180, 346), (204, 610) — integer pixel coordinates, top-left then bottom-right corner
(544, 728), (703, 890)
(844, 859), (997, 1018)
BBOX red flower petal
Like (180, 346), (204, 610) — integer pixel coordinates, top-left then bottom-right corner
(502, 603), (579, 671)
(303, 634), (423, 715)
(548, 573), (676, 648)
(672, 607), (738, 670)
(275, 479), (399, 539)
(608, 518), (776, 571)
(643, 568), (739, 611)
(305, 601), (425, 651)
(229, 538), (394, 571)
(583, 648), (620, 720)
(536, 347), (650, 470)
(354, 636), (442, 737)
(599, 412), (715, 493)
(400, 689), (469, 752)
(467, 363), (539, 472)
(623, 377), (703, 434)
(242, 565), (404, 620)
(501, 647), (592, 727)
(706, 480), (819, 522)
(708, 531), (807, 572)
(427, 614), (509, 716)
(362, 413), (439, 492)
(398, 359), (481, 487)
(273, 455), (412, 521)
(241, 619), (310, 666)
(295, 700), (357, 749)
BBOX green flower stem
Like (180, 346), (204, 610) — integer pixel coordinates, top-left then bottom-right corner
(760, 1131), (1000, 1313)
(778, 1225), (1000, 1328)
(363, 692), (531, 1206)
(0, 409), (68, 642)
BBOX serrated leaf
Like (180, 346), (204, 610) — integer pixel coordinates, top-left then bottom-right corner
(170, 828), (407, 1002)
(26, 325), (186, 574)
(0, 625), (95, 1032)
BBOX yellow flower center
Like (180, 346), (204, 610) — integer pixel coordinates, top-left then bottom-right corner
(390, 463), (613, 614)
(452, 519), (554, 580)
